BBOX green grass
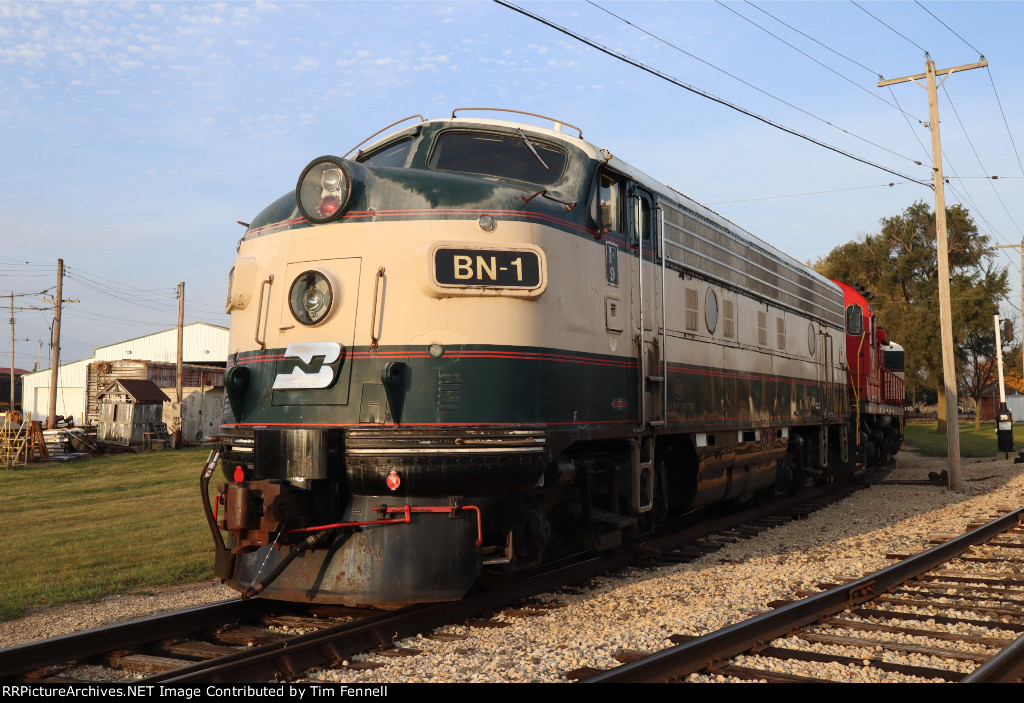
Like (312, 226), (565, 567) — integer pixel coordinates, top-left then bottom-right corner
(903, 421), (1024, 457)
(0, 447), (219, 622)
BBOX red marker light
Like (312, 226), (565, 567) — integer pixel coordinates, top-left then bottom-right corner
(318, 195), (341, 217)
(233, 465), (245, 482)
(386, 470), (401, 491)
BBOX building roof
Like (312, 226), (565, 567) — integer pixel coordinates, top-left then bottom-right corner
(98, 379), (171, 403)
(0, 367), (31, 376)
(23, 322), (229, 382)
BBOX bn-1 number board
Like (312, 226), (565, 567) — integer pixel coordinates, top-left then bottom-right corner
(434, 248), (541, 288)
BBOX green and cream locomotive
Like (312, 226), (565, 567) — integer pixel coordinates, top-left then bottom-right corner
(204, 109), (888, 605)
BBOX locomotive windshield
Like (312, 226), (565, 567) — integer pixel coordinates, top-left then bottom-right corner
(428, 131), (567, 185)
(359, 138), (413, 168)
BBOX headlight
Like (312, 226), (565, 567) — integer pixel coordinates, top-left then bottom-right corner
(289, 270), (333, 325)
(296, 156), (352, 224)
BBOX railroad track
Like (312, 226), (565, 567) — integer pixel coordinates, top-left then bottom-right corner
(583, 506), (1024, 683)
(0, 482), (867, 684)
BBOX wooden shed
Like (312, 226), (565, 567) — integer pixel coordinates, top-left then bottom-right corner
(96, 379), (171, 446)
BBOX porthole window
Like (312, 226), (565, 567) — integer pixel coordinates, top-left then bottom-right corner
(807, 322), (816, 355)
(705, 289), (719, 334)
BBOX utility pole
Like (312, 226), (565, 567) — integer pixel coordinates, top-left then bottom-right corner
(880, 55), (988, 493)
(47, 259), (63, 430)
(175, 281), (184, 448)
(42, 259), (79, 430)
(8, 294), (13, 421)
(6, 294), (37, 415)
(6, 292), (42, 469)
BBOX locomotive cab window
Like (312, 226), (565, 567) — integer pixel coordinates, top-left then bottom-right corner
(596, 171), (624, 233)
(846, 304), (864, 335)
(428, 131), (566, 185)
(359, 138), (413, 168)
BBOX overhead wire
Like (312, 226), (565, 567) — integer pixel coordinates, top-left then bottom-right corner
(63, 266), (227, 320)
(942, 84), (1024, 240)
(986, 68), (1024, 175)
(587, 1), (921, 165)
(745, 0), (882, 77)
(65, 267), (177, 302)
(493, 0), (932, 187)
(578, 1), (1019, 292)
(913, 1), (1024, 174)
(850, 0), (929, 53)
(886, 85), (932, 160)
(715, 0), (921, 123)
(913, 0), (981, 55)
(706, 182), (907, 205)
(838, 1), (1022, 274)
(718, 0), (943, 187)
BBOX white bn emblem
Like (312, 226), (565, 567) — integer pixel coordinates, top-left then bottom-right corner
(272, 341), (342, 390)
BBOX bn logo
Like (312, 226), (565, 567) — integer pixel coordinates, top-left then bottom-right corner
(273, 341), (342, 390)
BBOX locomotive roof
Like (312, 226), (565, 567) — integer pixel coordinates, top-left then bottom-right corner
(362, 114), (842, 303)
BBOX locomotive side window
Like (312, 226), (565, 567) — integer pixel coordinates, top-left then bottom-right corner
(846, 304), (864, 335)
(723, 298), (735, 339)
(633, 191), (654, 248)
(597, 172), (623, 233)
(428, 131), (566, 185)
(360, 139), (413, 168)
(684, 288), (698, 331)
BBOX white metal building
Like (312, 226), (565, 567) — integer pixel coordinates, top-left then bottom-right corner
(21, 323), (228, 426)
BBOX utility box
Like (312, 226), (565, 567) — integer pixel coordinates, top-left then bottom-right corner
(997, 403), (1014, 456)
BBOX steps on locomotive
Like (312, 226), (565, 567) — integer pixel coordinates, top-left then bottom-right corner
(590, 508), (638, 550)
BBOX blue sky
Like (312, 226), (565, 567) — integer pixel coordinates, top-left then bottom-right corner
(2, 0), (1022, 370)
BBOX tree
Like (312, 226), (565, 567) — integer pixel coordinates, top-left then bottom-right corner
(959, 329), (997, 432)
(1004, 344), (1024, 394)
(815, 201), (1008, 432)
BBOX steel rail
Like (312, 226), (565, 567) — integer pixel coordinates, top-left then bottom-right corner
(584, 506), (1024, 682)
(0, 483), (860, 683)
(145, 552), (635, 683)
(961, 630), (1024, 683)
(0, 598), (270, 680)
(149, 486), (851, 682)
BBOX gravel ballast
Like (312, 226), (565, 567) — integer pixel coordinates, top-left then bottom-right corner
(3, 448), (1022, 683)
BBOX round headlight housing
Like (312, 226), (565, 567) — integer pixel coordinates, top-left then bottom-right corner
(289, 270), (333, 325)
(296, 156), (352, 224)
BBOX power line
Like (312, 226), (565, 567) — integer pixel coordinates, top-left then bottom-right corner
(886, 85), (933, 164)
(911, 2), (1023, 174)
(587, 1), (921, 165)
(942, 83), (1024, 239)
(715, 0), (921, 124)
(494, 0), (932, 187)
(986, 68), (1024, 175)
(913, 0), (981, 55)
(851, 1), (928, 53)
(65, 267), (177, 300)
(707, 182), (906, 205)
(745, 1), (883, 77)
